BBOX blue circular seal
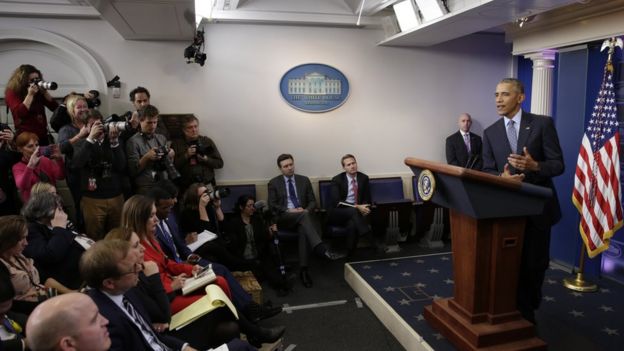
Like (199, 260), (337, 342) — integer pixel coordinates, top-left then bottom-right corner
(279, 63), (349, 113)
(418, 169), (436, 201)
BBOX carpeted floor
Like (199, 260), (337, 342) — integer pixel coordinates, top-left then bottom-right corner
(347, 252), (624, 351)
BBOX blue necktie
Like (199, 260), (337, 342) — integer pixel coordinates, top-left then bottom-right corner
(159, 221), (181, 263)
(123, 297), (170, 351)
(507, 120), (518, 154)
(288, 178), (300, 208)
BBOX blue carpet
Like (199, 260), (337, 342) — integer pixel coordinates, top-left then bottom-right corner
(348, 252), (624, 351)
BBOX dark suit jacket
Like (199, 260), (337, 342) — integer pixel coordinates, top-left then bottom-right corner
(87, 288), (185, 351)
(268, 174), (316, 215)
(224, 214), (271, 258)
(329, 172), (371, 209)
(23, 222), (84, 290)
(445, 131), (483, 169)
(482, 111), (564, 224)
(156, 213), (193, 262)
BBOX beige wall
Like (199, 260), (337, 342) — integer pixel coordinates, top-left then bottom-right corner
(0, 18), (512, 189)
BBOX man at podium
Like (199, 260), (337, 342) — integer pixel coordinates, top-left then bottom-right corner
(482, 78), (564, 324)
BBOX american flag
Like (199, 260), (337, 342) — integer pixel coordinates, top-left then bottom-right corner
(572, 62), (623, 258)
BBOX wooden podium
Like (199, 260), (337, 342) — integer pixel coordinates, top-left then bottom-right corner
(405, 158), (550, 351)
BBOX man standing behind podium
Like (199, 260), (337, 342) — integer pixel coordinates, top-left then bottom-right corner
(268, 154), (344, 288)
(445, 113), (482, 169)
(482, 78), (564, 324)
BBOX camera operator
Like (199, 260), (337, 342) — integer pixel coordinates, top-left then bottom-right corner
(4, 64), (58, 145)
(172, 115), (223, 191)
(119, 86), (169, 142)
(126, 104), (178, 195)
(72, 109), (125, 240)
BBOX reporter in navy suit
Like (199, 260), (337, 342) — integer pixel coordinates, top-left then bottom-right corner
(445, 113), (483, 169)
(268, 154), (344, 288)
(482, 78), (564, 324)
(328, 154), (372, 255)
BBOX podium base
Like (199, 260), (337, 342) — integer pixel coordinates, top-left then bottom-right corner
(424, 299), (546, 351)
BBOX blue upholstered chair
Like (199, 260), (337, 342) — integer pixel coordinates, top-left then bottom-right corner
(220, 184), (257, 214)
(318, 180), (350, 238)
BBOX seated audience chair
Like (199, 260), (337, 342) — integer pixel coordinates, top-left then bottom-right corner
(318, 180), (351, 239)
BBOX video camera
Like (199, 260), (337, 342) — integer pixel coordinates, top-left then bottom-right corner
(29, 78), (57, 91)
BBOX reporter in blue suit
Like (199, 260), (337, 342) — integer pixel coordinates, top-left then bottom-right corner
(482, 78), (564, 324)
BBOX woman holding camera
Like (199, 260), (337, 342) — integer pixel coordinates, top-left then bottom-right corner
(179, 183), (250, 271)
(4, 64), (58, 145)
(21, 192), (88, 292)
(0, 215), (74, 315)
(12, 132), (65, 203)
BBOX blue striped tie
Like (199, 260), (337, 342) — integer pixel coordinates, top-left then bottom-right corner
(506, 120), (518, 154)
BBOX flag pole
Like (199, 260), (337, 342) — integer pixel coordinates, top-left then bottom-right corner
(563, 244), (597, 292)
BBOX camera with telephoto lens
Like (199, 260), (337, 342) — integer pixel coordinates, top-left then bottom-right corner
(29, 78), (58, 91)
(204, 187), (230, 200)
(103, 114), (130, 133)
(154, 146), (181, 180)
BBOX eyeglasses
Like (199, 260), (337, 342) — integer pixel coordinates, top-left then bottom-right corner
(118, 262), (143, 276)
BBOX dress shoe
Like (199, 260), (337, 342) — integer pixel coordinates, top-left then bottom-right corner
(247, 325), (286, 347)
(300, 269), (313, 288)
(257, 302), (282, 321)
(324, 249), (346, 260)
(245, 301), (282, 323)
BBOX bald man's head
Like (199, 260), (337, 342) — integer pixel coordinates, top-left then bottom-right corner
(458, 113), (472, 133)
(26, 293), (110, 351)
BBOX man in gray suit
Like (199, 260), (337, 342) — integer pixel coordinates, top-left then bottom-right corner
(268, 154), (344, 288)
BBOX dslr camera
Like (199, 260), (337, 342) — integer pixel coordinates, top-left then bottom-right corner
(204, 187), (230, 200)
(29, 78), (58, 90)
(189, 139), (213, 157)
(79, 90), (101, 108)
(153, 146), (181, 180)
(103, 114), (130, 133)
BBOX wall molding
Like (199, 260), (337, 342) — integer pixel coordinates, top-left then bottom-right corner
(0, 26), (107, 91)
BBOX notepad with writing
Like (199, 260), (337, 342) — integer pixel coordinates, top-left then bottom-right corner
(170, 284), (238, 330)
(187, 230), (218, 252)
(181, 265), (217, 295)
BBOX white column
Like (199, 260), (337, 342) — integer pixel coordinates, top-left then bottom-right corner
(524, 50), (556, 116)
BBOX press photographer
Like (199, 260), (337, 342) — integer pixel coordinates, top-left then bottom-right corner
(4, 64), (58, 145)
(72, 109), (125, 240)
(172, 115), (224, 191)
(126, 104), (179, 194)
(119, 86), (170, 142)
